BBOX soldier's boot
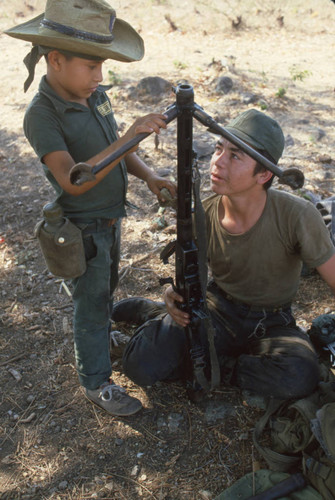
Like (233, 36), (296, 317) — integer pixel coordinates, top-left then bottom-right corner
(112, 297), (166, 326)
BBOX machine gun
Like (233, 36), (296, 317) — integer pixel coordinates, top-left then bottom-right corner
(69, 83), (304, 400)
(159, 85), (218, 401)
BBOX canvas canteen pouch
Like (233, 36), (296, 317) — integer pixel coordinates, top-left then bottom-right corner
(35, 202), (86, 279)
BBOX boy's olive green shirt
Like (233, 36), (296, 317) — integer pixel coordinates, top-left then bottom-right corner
(203, 189), (335, 308)
(24, 76), (128, 220)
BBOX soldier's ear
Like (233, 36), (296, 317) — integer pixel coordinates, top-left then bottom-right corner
(257, 169), (273, 185)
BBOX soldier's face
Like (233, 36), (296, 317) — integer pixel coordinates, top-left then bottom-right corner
(210, 138), (259, 196)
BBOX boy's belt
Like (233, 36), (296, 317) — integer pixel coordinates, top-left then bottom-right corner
(71, 218), (118, 234)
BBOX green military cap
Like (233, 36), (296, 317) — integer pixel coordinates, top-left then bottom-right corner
(225, 109), (285, 163)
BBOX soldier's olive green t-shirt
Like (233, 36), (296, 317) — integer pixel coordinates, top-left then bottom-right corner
(203, 190), (335, 307)
(23, 76), (127, 220)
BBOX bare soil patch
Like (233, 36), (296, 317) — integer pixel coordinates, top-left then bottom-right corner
(1, 1), (335, 499)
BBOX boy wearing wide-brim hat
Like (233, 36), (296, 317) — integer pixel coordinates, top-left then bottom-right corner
(5, 0), (176, 416)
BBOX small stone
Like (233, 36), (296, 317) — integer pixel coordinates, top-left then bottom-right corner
(308, 127), (326, 142)
(8, 368), (22, 382)
(258, 99), (268, 110)
(199, 490), (213, 499)
(136, 76), (171, 96)
(131, 465), (140, 477)
(285, 134), (295, 147)
(167, 412), (184, 432)
(241, 92), (258, 104)
(58, 481), (68, 490)
(204, 401), (236, 423)
(157, 168), (172, 177)
(105, 481), (114, 491)
(194, 140), (214, 158)
(215, 76), (233, 94)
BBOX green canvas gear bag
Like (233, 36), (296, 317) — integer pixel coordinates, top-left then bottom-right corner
(35, 202), (86, 279)
(309, 313), (335, 348)
(308, 313), (335, 369)
(253, 367), (335, 500)
(214, 469), (322, 499)
(303, 402), (335, 500)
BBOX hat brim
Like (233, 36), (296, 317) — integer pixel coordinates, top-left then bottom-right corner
(5, 13), (144, 62)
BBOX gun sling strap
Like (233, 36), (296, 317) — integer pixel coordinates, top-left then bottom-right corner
(193, 164), (220, 390)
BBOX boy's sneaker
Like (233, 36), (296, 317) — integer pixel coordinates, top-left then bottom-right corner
(86, 381), (142, 416)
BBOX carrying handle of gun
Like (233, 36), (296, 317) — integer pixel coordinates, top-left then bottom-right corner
(192, 104), (304, 190)
(69, 104), (179, 186)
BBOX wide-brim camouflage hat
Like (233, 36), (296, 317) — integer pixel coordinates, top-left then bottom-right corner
(4, 0), (144, 62)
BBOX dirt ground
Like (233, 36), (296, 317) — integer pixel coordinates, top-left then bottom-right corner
(1, 1), (335, 499)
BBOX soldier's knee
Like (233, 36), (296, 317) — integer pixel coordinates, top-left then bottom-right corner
(280, 355), (320, 399)
(123, 361), (158, 387)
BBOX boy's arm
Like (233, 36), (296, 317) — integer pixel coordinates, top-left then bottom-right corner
(43, 113), (167, 196)
(125, 152), (176, 202)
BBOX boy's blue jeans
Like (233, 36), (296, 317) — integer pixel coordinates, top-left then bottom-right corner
(71, 220), (120, 390)
(123, 283), (320, 400)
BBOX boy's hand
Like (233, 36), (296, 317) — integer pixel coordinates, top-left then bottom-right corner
(126, 113), (168, 138)
(164, 286), (190, 327)
(124, 113), (176, 200)
(146, 173), (176, 202)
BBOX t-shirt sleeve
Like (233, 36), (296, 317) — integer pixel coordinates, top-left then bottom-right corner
(295, 201), (335, 268)
(24, 104), (68, 161)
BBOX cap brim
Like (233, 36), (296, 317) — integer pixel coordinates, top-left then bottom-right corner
(225, 126), (264, 152)
(5, 13), (144, 62)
